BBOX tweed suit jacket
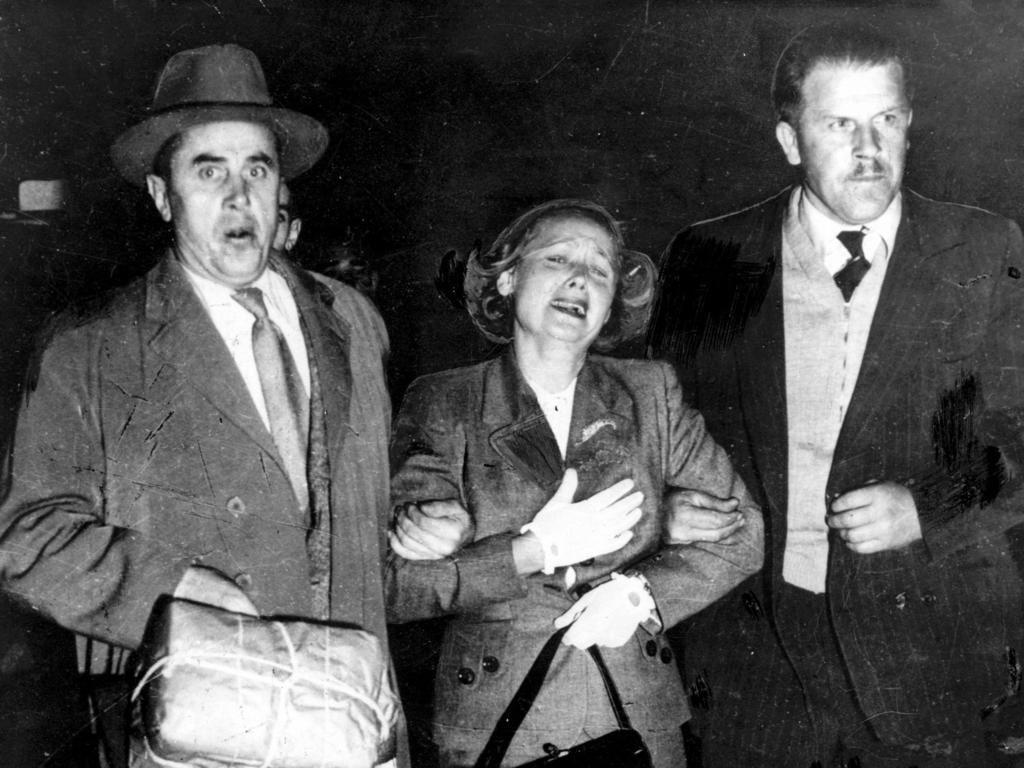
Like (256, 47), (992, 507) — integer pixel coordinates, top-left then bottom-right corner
(386, 350), (763, 765)
(0, 253), (392, 659)
(649, 187), (1024, 748)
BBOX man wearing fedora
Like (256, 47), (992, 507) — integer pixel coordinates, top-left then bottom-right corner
(0, 43), (453, 766)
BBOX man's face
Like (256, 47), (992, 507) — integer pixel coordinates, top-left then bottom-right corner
(272, 183), (301, 254)
(146, 120), (280, 288)
(775, 61), (912, 225)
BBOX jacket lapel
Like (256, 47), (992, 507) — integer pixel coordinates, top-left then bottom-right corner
(273, 258), (353, 463)
(834, 194), (939, 460)
(566, 361), (639, 498)
(732, 206), (790, 524)
(487, 350), (563, 490)
(144, 255), (278, 459)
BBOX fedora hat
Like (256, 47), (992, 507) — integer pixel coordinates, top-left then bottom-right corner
(111, 44), (328, 186)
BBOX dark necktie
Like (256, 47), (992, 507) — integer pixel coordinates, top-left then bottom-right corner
(834, 229), (871, 302)
(233, 287), (310, 509)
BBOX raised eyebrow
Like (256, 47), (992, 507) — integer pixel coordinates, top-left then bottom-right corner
(249, 151), (277, 167)
(190, 153), (225, 166)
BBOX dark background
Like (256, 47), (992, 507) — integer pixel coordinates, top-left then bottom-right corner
(2, 1), (1024, 765)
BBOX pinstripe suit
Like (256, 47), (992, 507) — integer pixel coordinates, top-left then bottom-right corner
(649, 188), (1024, 765)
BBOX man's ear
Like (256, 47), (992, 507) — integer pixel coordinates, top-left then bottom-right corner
(775, 121), (802, 167)
(496, 268), (515, 297)
(145, 174), (173, 223)
(284, 218), (302, 252)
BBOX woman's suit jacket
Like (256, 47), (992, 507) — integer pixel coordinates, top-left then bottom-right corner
(387, 349), (763, 766)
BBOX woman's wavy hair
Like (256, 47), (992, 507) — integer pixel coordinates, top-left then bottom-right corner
(464, 199), (657, 352)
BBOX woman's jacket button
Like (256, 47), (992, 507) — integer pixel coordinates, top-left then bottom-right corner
(482, 656), (501, 674)
(644, 639), (658, 657)
(457, 667), (476, 685)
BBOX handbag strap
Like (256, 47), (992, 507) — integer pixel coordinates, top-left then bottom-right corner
(473, 628), (634, 768)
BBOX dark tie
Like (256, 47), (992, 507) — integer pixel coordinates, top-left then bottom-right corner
(233, 287), (310, 509)
(834, 229), (871, 302)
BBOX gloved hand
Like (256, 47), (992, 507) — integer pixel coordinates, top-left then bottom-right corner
(520, 469), (642, 574)
(554, 573), (658, 648)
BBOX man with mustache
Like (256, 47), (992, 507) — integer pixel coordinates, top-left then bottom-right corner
(0, 44), (458, 767)
(651, 23), (1024, 766)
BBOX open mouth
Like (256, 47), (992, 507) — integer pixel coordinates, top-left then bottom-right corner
(224, 226), (256, 244)
(551, 299), (587, 318)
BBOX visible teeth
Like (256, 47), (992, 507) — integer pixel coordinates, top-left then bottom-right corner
(552, 300), (585, 317)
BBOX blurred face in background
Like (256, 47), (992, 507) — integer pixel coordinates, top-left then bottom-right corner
(272, 182), (302, 254)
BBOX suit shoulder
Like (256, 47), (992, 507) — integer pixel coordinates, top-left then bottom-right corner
(667, 188), (790, 254)
(310, 271), (389, 354)
(36, 274), (145, 348)
(589, 355), (677, 389)
(906, 190), (1019, 232)
(403, 359), (492, 401)
(24, 275), (147, 394)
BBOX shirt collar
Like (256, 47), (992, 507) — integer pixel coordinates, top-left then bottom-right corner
(179, 260), (286, 313)
(798, 186), (902, 274)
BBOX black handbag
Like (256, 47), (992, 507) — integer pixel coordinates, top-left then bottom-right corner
(473, 627), (654, 768)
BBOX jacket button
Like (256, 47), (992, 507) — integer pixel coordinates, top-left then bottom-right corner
(921, 591), (937, 606)
(227, 496), (245, 516)
(457, 667), (475, 685)
(645, 640), (658, 657)
(660, 647), (673, 664)
(234, 572), (253, 590)
(482, 656), (500, 673)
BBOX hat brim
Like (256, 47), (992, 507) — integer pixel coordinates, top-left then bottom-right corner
(111, 104), (328, 186)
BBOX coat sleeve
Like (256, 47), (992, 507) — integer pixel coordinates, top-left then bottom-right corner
(909, 218), (1024, 560)
(0, 323), (190, 649)
(629, 361), (764, 630)
(385, 377), (527, 622)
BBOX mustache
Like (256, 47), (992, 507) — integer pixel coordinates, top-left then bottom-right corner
(849, 159), (889, 178)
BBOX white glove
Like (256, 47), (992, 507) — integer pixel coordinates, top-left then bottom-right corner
(554, 573), (658, 649)
(520, 469), (642, 574)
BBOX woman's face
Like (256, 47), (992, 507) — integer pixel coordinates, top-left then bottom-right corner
(497, 214), (618, 352)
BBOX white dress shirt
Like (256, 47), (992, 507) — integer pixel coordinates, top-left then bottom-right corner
(181, 263), (310, 431)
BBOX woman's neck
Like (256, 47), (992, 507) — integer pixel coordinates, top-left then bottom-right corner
(514, 335), (585, 393)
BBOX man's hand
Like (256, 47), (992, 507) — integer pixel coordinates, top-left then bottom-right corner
(174, 565), (259, 616)
(390, 499), (474, 561)
(662, 488), (744, 545)
(827, 482), (922, 554)
(554, 574), (656, 649)
(521, 469), (642, 574)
